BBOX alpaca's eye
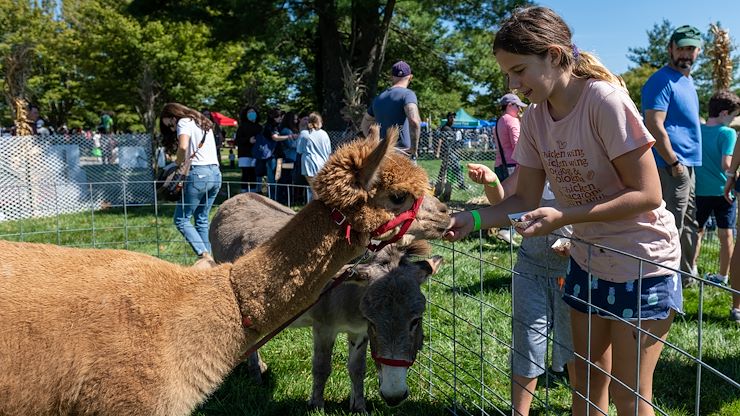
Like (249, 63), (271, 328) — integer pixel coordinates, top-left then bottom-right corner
(389, 192), (408, 205)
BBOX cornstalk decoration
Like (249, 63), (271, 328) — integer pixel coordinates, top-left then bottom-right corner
(709, 24), (733, 92)
(2, 43), (34, 136)
(340, 60), (367, 133)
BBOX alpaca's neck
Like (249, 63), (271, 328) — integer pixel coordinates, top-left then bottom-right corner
(229, 200), (368, 341)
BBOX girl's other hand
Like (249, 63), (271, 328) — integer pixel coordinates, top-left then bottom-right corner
(515, 207), (565, 237)
(467, 163), (498, 185)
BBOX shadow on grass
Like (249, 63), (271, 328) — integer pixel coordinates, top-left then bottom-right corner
(653, 351), (740, 415)
(452, 271), (511, 296)
(196, 362), (455, 416)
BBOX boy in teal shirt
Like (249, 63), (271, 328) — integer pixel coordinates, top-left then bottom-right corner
(694, 90), (740, 286)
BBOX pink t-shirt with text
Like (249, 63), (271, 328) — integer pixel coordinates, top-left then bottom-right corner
(494, 113), (519, 167)
(514, 80), (680, 282)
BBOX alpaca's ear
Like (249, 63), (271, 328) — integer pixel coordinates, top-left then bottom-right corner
(358, 124), (397, 191)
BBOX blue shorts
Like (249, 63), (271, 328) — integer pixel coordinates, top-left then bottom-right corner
(562, 259), (683, 321)
(696, 196), (737, 230)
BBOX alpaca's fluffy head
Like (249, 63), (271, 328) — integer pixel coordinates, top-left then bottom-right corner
(312, 125), (429, 233)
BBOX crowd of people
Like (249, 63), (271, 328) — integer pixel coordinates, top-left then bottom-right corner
(159, 102), (336, 260)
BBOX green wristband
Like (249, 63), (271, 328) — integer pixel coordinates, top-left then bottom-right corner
(486, 178), (499, 188)
(471, 210), (482, 232)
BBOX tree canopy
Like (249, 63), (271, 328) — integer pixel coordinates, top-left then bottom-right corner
(2, 0), (533, 132)
(2, 1), (738, 133)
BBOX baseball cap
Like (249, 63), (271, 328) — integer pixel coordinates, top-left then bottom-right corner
(499, 93), (527, 108)
(670, 25), (702, 48)
(391, 61), (412, 77)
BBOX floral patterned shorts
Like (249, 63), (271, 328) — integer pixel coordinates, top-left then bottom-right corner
(562, 258), (683, 321)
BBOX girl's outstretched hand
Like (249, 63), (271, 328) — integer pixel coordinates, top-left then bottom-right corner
(514, 207), (565, 238)
(467, 163), (498, 185)
(443, 211), (475, 242)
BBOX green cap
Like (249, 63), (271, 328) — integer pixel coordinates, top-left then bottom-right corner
(670, 25), (702, 48)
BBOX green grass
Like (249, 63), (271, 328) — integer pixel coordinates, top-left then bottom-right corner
(1, 160), (738, 415)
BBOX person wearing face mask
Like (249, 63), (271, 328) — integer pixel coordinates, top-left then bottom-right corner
(641, 25), (703, 285)
(234, 106), (262, 193)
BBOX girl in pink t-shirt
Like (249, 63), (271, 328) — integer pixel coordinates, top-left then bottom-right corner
(444, 7), (680, 416)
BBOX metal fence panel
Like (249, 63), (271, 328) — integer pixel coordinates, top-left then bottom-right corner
(0, 134), (153, 221)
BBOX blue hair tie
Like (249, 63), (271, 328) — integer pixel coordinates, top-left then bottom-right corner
(572, 44), (580, 60)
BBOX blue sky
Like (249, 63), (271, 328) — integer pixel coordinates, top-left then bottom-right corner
(538, 0), (740, 74)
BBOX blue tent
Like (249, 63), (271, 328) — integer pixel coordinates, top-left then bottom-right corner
(439, 108), (485, 129)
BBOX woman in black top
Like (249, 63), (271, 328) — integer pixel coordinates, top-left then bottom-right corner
(234, 106), (262, 193)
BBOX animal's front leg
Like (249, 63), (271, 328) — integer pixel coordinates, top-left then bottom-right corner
(309, 324), (337, 409)
(347, 332), (369, 413)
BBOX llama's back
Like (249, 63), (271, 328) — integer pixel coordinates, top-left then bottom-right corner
(0, 240), (244, 415)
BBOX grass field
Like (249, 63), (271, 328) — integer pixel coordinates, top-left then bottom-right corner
(1, 160), (738, 415)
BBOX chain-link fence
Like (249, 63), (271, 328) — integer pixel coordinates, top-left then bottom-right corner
(0, 134), (153, 222)
(326, 129), (495, 202)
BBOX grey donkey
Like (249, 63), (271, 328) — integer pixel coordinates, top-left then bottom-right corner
(209, 193), (444, 412)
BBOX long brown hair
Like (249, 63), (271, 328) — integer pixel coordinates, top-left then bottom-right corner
(493, 7), (624, 88)
(159, 102), (214, 133)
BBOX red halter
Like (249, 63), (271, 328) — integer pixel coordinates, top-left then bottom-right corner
(367, 196), (424, 252)
(330, 196), (424, 252)
(371, 350), (415, 368)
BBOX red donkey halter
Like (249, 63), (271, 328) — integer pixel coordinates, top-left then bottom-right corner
(371, 351), (415, 368)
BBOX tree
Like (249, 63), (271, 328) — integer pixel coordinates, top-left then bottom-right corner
(625, 19), (739, 116)
(627, 19), (673, 70)
(125, 0), (530, 128)
(0, 0), (59, 131)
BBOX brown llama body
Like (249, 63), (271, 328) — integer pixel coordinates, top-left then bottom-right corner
(0, 127), (450, 416)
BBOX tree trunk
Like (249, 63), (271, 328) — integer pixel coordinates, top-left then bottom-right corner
(135, 66), (161, 169)
(351, 0), (395, 103)
(315, 0), (396, 130)
(315, 0), (346, 130)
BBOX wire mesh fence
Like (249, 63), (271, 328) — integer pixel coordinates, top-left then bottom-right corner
(0, 133), (153, 222)
(1, 132), (737, 415)
(326, 128), (496, 203)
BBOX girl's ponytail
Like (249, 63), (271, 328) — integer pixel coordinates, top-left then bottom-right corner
(573, 51), (625, 88)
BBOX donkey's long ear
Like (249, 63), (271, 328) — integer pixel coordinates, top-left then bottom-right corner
(358, 124), (397, 191)
(414, 255), (444, 285)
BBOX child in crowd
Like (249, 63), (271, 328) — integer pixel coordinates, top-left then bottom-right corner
(694, 90), (740, 286)
(468, 163), (574, 416)
(228, 148), (236, 169)
(445, 7), (681, 416)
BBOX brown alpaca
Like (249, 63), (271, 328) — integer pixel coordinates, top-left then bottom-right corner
(0, 127), (450, 416)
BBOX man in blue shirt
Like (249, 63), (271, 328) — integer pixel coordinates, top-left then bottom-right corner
(642, 25), (703, 283)
(361, 61), (421, 158)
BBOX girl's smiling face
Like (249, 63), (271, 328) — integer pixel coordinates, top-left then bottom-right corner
(495, 49), (562, 105)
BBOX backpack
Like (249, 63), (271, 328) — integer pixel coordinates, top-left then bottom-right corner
(251, 132), (276, 160)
